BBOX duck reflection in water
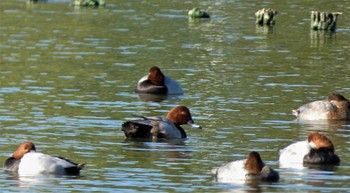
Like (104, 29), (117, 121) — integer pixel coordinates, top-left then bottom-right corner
(123, 138), (192, 160)
(5, 173), (81, 188)
(136, 93), (182, 103)
(296, 119), (350, 132)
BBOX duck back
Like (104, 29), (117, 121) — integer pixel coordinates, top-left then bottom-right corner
(279, 141), (311, 164)
(294, 101), (334, 120)
(215, 160), (248, 182)
(122, 120), (153, 138)
(122, 118), (186, 139)
(19, 152), (84, 176)
(53, 156), (85, 175)
(164, 76), (183, 95)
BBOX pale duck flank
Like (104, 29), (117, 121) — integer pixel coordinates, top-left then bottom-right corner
(19, 152), (80, 176)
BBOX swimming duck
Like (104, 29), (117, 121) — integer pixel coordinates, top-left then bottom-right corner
(292, 93), (350, 120)
(213, 151), (279, 183)
(122, 106), (201, 139)
(135, 66), (184, 95)
(188, 8), (210, 18)
(279, 132), (340, 166)
(3, 142), (85, 176)
(72, 0), (105, 7)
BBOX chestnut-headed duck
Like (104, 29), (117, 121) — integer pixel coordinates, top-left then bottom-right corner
(3, 142), (85, 176)
(213, 151), (279, 183)
(122, 106), (201, 139)
(292, 93), (350, 120)
(135, 66), (184, 95)
(279, 132), (340, 167)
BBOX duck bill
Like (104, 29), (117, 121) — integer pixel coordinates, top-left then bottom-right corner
(187, 120), (202, 129)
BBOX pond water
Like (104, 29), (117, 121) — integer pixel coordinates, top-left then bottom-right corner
(0, 0), (350, 192)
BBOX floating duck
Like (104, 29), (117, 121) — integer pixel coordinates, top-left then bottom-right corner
(293, 93), (350, 120)
(188, 8), (210, 18)
(279, 132), (340, 167)
(135, 66), (184, 95)
(122, 106), (201, 139)
(213, 151), (279, 183)
(4, 142), (85, 176)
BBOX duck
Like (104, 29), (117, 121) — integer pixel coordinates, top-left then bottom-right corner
(122, 105), (201, 139)
(279, 132), (340, 167)
(3, 142), (85, 176)
(135, 66), (184, 95)
(292, 93), (350, 120)
(188, 8), (210, 18)
(72, 0), (105, 7)
(213, 151), (279, 183)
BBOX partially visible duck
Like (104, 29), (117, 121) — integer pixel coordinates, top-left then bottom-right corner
(188, 8), (210, 18)
(72, 0), (105, 7)
(279, 132), (340, 167)
(292, 93), (350, 120)
(213, 151), (279, 183)
(135, 66), (184, 95)
(122, 106), (201, 139)
(3, 142), (85, 176)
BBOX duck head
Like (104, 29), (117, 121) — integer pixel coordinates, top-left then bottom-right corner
(328, 93), (350, 111)
(148, 66), (165, 86)
(166, 106), (201, 129)
(327, 93), (348, 103)
(307, 132), (335, 152)
(244, 151), (264, 174)
(12, 141), (36, 159)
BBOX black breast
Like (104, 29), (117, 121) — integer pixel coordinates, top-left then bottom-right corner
(303, 148), (340, 164)
(135, 80), (168, 94)
(3, 157), (20, 172)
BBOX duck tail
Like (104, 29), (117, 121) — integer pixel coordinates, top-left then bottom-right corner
(78, 163), (86, 170)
